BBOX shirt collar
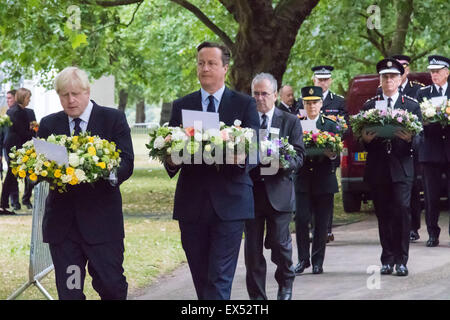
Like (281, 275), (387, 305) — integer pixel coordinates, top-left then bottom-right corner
(434, 82), (448, 94)
(307, 113), (320, 122)
(201, 85), (225, 105)
(69, 100), (93, 123)
(323, 90), (329, 100)
(383, 91), (399, 106)
(401, 79), (408, 90)
(258, 105), (275, 120)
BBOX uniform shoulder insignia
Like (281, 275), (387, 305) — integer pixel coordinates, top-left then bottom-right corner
(323, 115), (337, 122)
(335, 93), (344, 99)
(411, 80), (425, 87)
(365, 96), (378, 103)
(404, 95), (418, 103)
(420, 85), (430, 90)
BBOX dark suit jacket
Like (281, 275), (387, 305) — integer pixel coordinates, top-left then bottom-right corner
(276, 101), (299, 115)
(295, 115), (340, 195)
(5, 104), (33, 152)
(37, 101), (134, 244)
(362, 94), (422, 185)
(166, 87), (260, 222)
(415, 83), (450, 163)
(251, 107), (305, 212)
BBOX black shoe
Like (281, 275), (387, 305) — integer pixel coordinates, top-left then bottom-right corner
(409, 230), (420, 242)
(12, 203), (21, 211)
(395, 264), (408, 276)
(426, 237), (439, 247)
(0, 208), (16, 215)
(277, 285), (292, 300)
(24, 203), (32, 210)
(380, 264), (394, 275)
(294, 260), (311, 275)
(327, 233), (334, 243)
(312, 265), (323, 274)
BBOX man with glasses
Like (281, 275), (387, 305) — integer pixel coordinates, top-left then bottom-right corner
(244, 73), (304, 300)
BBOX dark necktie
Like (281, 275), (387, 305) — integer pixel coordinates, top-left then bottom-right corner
(387, 97), (392, 109)
(260, 114), (268, 129)
(207, 95), (215, 112)
(439, 87), (443, 96)
(73, 118), (82, 136)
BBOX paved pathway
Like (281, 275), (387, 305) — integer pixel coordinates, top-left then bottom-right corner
(132, 214), (450, 300)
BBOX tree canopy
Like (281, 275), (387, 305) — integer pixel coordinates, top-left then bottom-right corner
(0, 0), (449, 108)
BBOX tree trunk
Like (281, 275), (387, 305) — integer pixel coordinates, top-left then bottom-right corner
(135, 99), (146, 123)
(227, 0), (319, 94)
(387, 0), (413, 56)
(118, 88), (128, 112)
(160, 101), (173, 126)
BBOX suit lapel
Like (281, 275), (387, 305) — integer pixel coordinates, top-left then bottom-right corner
(86, 101), (98, 135)
(218, 87), (233, 124)
(55, 111), (71, 136)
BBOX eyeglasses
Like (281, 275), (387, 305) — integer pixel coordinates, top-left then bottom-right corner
(253, 91), (274, 98)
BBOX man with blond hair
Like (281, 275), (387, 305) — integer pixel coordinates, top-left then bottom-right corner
(37, 66), (134, 300)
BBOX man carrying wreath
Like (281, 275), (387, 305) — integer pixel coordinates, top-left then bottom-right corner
(164, 42), (259, 300)
(361, 58), (421, 276)
(37, 67), (134, 299)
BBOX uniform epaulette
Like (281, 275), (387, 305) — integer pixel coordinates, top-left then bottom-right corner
(411, 80), (425, 87)
(420, 85), (431, 90)
(404, 95), (418, 103)
(335, 93), (344, 99)
(323, 115), (337, 123)
(365, 96), (378, 103)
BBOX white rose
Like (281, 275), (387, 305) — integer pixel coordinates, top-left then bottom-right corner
(204, 144), (212, 152)
(75, 169), (87, 182)
(153, 136), (166, 150)
(424, 108), (436, 118)
(68, 153), (80, 167)
(233, 119), (242, 127)
(194, 132), (203, 141)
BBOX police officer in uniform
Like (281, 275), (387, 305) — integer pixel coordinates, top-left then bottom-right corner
(361, 58), (422, 276)
(294, 86), (340, 275)
(415, 55), (450, 247)
(378, 55), (425, 242)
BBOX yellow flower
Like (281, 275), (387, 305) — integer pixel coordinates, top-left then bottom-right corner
(31, 152), (37, 158)
(72, 136), (78, 143)
(22, 155), (29, 162)
(69, 176), (78, 185)
(19, 170), (26, 178)
(88, 137), (94, 143)
(28, 169), (33, 174)
(40, 170), (48, 177)
(11, 167), (18, 176)
(66, 167), (75, 175)
(44, 161), (51, 167)
(88, 146), (96, 156)
(26, 149), (33, 155)
(96, 162), (106, 169)
(30, 173), (38, 181)
(54, 169), (62, 178)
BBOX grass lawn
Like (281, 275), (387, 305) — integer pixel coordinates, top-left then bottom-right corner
(0, 148), (371, 299)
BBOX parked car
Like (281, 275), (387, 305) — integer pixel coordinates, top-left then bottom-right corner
(340, 72), (436, 212)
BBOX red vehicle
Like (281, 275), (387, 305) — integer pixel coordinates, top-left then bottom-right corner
(340, 72), (432, 212)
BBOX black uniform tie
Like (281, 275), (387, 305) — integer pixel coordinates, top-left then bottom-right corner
(73, 118), (82, 136)
(207, 95), (216, 112)
(439, 87), (443, 96)
(387, 97), (393, 109)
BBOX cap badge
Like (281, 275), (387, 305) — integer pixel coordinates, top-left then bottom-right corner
(309, 88), (314, 95)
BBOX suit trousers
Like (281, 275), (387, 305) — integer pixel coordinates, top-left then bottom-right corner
(371, 181), (412, 265)
(295, 192), (333, 267)
(48, 221), (127, 300)
(22, 177), (33, 204)
(178, 195), (244, 300)
(422, 163), (450, 238)
(244, 182), (295, 300)
(0, 164), (19, 209)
